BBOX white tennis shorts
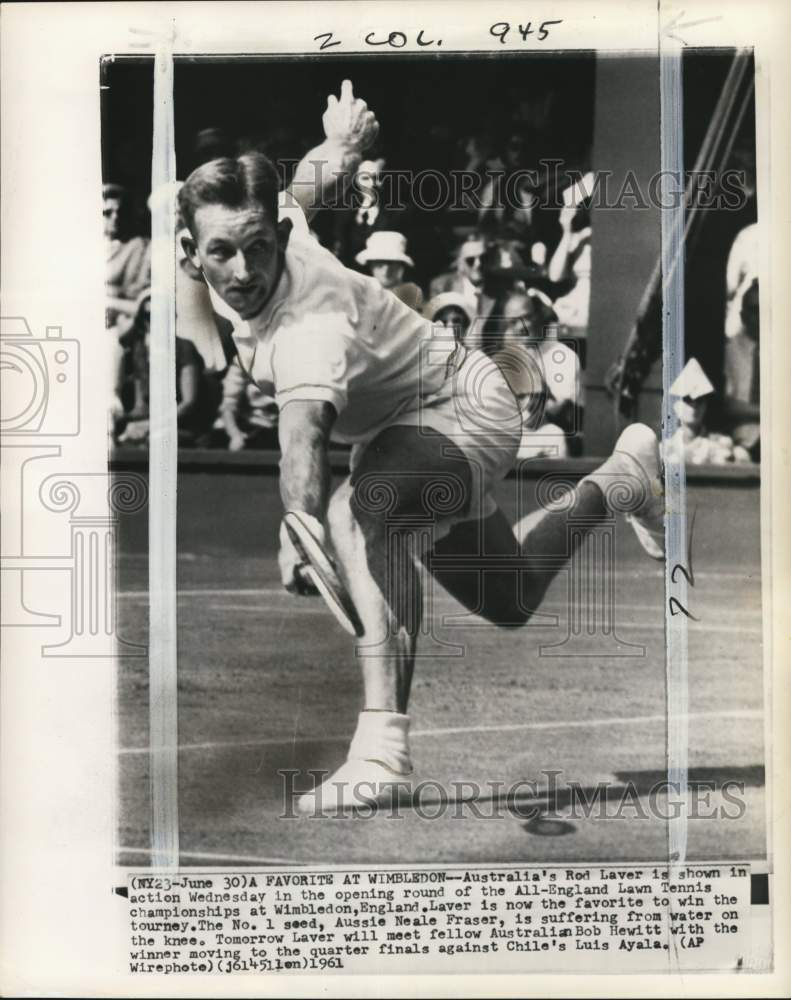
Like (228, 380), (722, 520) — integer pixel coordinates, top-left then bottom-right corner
(349, 348), (522, 525)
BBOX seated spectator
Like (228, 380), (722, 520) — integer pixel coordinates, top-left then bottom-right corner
(494, 288), (583, 458)
(483, 239), (553, 298)
(724, 221), (758, 341)
(423, 292), (474, 343)
(216, 356), (279, 451)
(112, 291), (149, 441)
(189, 126), (237, 173)
(548, 174), (594, 346)
(477, 129), (541, 247)
(449, 132), (499, 228)
(332, 158), (405, 267)
(356, 231), (424, 311)
(719, 220), (759, 461)
(114, 290), (219, 447)
(722, 275), (760, 461)
(104, 183), (150, 327)
(459, 132), (497, 177)
(664, 358), (751, 465)
(428, 235), (495, 323)
(474, 241), (555, 354)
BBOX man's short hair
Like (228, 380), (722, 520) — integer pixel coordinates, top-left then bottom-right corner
(103, 182), (127, 202)
(456, 235), (486, 265)
(178, 152), (280, 233)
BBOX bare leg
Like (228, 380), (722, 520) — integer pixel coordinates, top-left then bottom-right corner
(428, 480), (607, 626)
(297, 426), (472, 813)
(429, 424), (664, 625)
(298, 424), (661, 812)
(329, 427), (471, 709)
(327, 478), (419, 714)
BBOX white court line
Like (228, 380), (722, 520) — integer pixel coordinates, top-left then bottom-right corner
(199, 597), (760, 617)
(116, 568), (761, 593)
(119, 557), (761, 582)
(208, 603), (328, 614)
(119, 708), (762, 756)
(611, 622), (760, 634)
(117, 588), (762, 617)
(197, 603), (760, 634)
(118, 846), (312, 866)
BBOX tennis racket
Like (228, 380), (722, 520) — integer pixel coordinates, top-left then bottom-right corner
(283, 510), (365, 638)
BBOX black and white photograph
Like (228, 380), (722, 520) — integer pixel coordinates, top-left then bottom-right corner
(106, 47), (765, 863)
(2, 1), (789, 992)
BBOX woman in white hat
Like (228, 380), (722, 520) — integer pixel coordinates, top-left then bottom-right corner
(422, 291), (474, 344)
(355, 231), (424, 312)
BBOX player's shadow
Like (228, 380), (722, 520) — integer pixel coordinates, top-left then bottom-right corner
(612, 765), (765, 789)
(475, 764), (765, 837)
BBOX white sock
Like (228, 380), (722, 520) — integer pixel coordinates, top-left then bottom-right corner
(348, 710), (412, 774)
(296, 712), (413, 815)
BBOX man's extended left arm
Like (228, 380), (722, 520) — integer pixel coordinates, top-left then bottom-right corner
(286, 79), (379, 223)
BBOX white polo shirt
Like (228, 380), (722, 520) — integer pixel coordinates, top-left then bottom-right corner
(206, 201), (450, 444)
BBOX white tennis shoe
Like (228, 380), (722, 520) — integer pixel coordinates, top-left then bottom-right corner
(296, 711), (414, 816)
(586, 423), (665, 560)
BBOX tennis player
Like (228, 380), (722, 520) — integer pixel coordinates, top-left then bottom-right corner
(178, 86), (665, 815)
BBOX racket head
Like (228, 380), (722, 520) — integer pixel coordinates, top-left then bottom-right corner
(283, 511), (365, 637)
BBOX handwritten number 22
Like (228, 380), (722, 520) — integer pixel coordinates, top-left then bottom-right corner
(669, 564), (699, 621)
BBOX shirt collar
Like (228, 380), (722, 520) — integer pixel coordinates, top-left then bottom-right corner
(204, 252), (293, 344)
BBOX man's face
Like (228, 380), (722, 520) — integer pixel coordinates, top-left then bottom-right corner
(103, 197), (122, 239)
(184, 202), (287, 320)
(370, 260), (404, 289)
(459, 245), (484, 288)
(356, 161), (381, 198)
(503, 293), (541, 338)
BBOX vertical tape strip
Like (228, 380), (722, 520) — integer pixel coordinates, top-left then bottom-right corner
(149, 44), (179, 869)
(659, 43), (689, 863)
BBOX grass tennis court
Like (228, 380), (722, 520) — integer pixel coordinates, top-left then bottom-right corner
(114, 456), (765, 866)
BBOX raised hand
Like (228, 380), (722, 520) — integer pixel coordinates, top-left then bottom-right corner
(322, 79), (379, 154)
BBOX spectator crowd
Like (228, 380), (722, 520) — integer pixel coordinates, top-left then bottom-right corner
(106, 104), (759, 466)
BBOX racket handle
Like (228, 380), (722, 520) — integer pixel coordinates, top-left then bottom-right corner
(294, 564), (320, 596)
